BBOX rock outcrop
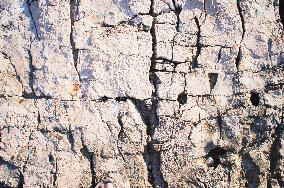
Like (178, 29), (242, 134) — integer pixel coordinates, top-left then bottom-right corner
(0, 0), (283, 187)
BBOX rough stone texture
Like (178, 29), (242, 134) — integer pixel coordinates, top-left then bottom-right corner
(0, 0), (284, 188)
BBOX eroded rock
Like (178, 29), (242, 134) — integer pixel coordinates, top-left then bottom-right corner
(0, 0), (283, 187)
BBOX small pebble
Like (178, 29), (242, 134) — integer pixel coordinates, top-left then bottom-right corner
(206, 157), (214, 167)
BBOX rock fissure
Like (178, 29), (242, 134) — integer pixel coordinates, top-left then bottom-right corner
(192, 16), (201, 69)
(279, 0), (284, 26)
(1, 51), (24, 92)
(236, 0), (246, 70)
(27, 48), (35, 95)
(79, 130), (97, 187)
(26, 0), (40, 40)
(1, 0), (284, 187)
(52, 158), (58, 187)
(172, 0), (182, 32)
(143, 1), (169, 187)
(69, 0), (81, 82)
(117, 115), (127, 163)
(268, 108), (284, 186)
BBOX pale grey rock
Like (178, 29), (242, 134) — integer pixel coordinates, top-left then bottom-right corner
(0, 0), (284, 188)
(76, 25), (153, 99)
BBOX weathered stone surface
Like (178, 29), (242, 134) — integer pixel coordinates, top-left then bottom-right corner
(0, 0), (284, 188)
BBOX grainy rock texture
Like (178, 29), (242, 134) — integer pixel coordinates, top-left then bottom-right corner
(0, 0), (284, 187)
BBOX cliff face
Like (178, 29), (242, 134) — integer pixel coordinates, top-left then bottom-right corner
(0, 0), (283, 187)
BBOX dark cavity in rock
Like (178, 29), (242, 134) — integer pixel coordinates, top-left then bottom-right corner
(208, 73), (219, 91)
(204, 146), (227, 168)
(177, 92), (187, 105)
(280, 0), (284, 26)
(250, 92), (260, 107)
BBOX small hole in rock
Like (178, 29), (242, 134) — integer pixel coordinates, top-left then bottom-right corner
(48, 154), (54, 163)
(177, 92), (187, 105)
(208, 73), (219, 91)
(205, 146), (227, 168)
(190, 58), (199, 69)
(250, 92), (260, 107)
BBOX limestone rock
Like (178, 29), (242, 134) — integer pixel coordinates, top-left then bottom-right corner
(0, 0), (283, 188)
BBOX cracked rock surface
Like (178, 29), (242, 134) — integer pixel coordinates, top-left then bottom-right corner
(0, 0), (284, 187)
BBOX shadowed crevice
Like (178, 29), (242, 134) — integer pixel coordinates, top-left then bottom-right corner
(144, 1), (169, 187)
(79, 131), (97, 187)
(280, 0), (284, 26)
(27, 49), (35, 95)
(250, 92), (260, 107)
(172, 0), (182, 32)
(26, 0), (40, 40)
(241, 153), (260, 188)
(191, 16), (201, 69)
(269, 108), (284, 186)
(117, 115), (127, 162)
(0, 157), (25, 188)
(208, 73), (218, 91)
(236, 0), (245, 69)
(204, 145), (227, 169)
(69, 0), (81, 81)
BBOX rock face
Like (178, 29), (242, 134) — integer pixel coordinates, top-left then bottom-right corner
(0, 0), (283, 187)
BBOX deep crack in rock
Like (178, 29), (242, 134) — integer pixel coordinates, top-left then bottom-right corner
(1, 0), (284, 187)
(69, 0), (81, 82)
(192, 16), (201, 69)
(26, 0), (40, 40)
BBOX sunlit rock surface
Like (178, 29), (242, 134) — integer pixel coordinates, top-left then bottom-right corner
(0, 0), (283, 187)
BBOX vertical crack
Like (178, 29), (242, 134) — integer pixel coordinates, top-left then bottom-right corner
(52, 157), (58, 187)
(172, 0), (182, 32)
(146, 1), (168, 187)
(79, 130), (97, 187)
(66, 126), (76, 153)
(1, 52), (24, 95)
(117, 115), (127, 162)
(69, 0), (81, 81)
(233, 0), (246, 94)
(18, 171), (24, 188)
(216, 110), (223, 139)
(36, 110), (41, 128)
(217, 47), (222, 62)
(235, 46), (242, 70)
(279, 0), (284, 26)
(236, 0), (245, 69)
(268, 108), (284, 187)
(241, 152), (261, 187)
(268, 38), (273, 62)
(129, 98), (151, 128)
(208, 73), (218, 92)
(21, 131), (34, 184)
(27, 0), (40, 40)
(27, 48), (36, 96)
(191, 16), (201, 69)
(237, 0), (246, 40)
(203, 0), (208, 23)
(11, 63), (24, 94)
